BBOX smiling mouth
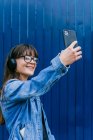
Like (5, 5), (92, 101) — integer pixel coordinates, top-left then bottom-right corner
(26, 66), (35, 69)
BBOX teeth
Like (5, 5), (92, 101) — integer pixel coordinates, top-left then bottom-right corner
(27, 66), (34, 69)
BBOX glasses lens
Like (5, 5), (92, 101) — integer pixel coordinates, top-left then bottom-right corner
(33, 57), (38, 63)
(24, 56), (38, 63)
(24, 56), (31, 63)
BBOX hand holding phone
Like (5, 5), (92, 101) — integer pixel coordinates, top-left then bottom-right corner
(63, 29), (78, 48)
(59, 29), (82, 66)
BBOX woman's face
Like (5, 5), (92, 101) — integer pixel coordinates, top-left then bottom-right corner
(16, 52), (37, 81)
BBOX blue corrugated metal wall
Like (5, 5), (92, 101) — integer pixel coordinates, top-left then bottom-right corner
(0, 0), (93, 140)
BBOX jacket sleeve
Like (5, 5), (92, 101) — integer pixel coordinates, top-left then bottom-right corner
(4, 55), (69, 101)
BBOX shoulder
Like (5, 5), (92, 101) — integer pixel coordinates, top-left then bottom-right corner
(4, 79), (24, 93)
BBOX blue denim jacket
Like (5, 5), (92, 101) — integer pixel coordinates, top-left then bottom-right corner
(0, 55), (69, 140)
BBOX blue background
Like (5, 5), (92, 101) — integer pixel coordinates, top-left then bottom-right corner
(0, 0), (93, 140)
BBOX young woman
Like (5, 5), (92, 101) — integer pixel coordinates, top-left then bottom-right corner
(0, 42), (82, 140)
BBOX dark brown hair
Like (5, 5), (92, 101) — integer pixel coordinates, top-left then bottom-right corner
(0, 88), (5, 125)
(0, 44), (38, 125)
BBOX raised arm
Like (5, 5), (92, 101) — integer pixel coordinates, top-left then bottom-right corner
(3, 41), (82, 101)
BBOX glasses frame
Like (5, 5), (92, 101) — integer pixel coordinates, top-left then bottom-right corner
(19, 55), (39, 64)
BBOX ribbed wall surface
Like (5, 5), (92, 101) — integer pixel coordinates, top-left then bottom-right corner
(0, 0), (93, 140)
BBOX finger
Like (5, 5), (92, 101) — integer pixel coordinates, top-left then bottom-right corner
(76, 51), (82, 56)
(69, 41), (77, 49)
(76, 55), (82, 61)
(74, 46), (81, 52)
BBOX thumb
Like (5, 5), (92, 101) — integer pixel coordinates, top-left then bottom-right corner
(69, 41), (77, 49)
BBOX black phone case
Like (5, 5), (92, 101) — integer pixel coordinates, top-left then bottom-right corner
(63, 29), (78, 48)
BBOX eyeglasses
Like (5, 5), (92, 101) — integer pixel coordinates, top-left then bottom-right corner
(20, 56), (39, 64)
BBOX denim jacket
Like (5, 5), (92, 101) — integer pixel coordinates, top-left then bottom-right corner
(0, 55), (69, 140)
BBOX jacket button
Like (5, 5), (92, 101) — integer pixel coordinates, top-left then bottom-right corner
(62, 68), (66, 73)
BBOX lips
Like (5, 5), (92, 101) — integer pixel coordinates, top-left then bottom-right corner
(26, 66), (35, 70)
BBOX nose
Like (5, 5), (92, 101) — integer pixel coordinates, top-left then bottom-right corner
(30, 60), (36, 65)
(31, 59), (35, 63)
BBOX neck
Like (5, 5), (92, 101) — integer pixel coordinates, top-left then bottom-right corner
(19, 74), (28, 81)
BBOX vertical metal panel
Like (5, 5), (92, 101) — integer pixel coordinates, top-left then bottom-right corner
(11, 0), (20, 45)
(67, 1), (76, 140)
(0, 0), (93, 140)
(83, 1), (92, 140)
(91, 1), (93, 140)
(3, 0), (12, 68)
(19, 0), (28, 42)
(75, 0), (84, 139)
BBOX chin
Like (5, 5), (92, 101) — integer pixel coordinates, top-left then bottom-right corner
(28, 71), (35, 76)
(24, 70), (35, 77)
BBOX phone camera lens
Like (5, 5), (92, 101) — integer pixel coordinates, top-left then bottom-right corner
(64, 31), (69, 36)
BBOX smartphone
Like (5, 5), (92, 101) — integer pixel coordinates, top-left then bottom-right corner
(63, 29), (78, 48)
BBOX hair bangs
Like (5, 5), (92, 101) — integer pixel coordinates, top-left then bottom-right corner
(12, 44), (38, 59)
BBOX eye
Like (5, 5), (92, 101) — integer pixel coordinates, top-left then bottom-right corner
(25, 56), (31, 62)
